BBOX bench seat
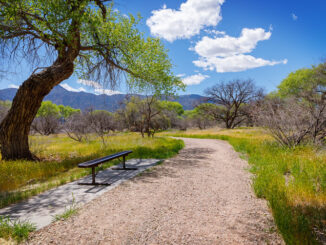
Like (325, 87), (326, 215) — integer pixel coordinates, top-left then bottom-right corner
(78, 150), (135, 185)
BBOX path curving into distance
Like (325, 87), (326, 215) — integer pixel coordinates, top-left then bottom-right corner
(26, 138), (284, 244)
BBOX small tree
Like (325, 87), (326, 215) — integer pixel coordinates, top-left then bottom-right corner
(271, 62), (326, 144)
(256, 98), (313, 148)
(159, 101), (184, 129)
(122, 96), (163, 137)
(31, 101), (61, 135)
(58, 105), (80, 119)
(205, 79), (263, 129)
(139, 96), (162, 137)
(63, 112), (90, 142)
(121, 97), (144, 133)
(88, 110), (115, 145)
(192, 103), (219, 129)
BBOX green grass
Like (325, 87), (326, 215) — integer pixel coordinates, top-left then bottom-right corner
(53, 194), (79, 221)
(160, 128), (326, 244)
(0, 133), (184, 209)
(0, 216), (36, 243)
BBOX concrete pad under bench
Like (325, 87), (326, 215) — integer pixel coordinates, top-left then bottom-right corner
(0, 159), (160, 229)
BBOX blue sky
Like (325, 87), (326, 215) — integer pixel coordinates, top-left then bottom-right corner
(2, 0), (326, 96)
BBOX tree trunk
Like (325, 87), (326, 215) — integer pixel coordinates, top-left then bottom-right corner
(0, 58), (75, 160)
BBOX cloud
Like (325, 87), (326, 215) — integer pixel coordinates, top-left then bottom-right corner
(8, 84), (19, 89)
(204, 29), (226, 37)
(182, 73), (209, 85)
(194, 55), (288, 73)
(60, 83), (86, 93)
(192, 28), (287, 72)
(77, 79), (121, 95)
(193, 28), (271, 58)
(177, 73), (186, 77)
(94, 88), (122, 96)
(77, 79), (102, 89)
(292, 13), (298, 21)
(146, 0), (225, 42)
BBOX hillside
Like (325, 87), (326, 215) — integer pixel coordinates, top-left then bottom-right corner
(0, 86), (205, 111)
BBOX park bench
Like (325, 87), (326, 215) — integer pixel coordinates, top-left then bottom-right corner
(78, 150), (137, 185)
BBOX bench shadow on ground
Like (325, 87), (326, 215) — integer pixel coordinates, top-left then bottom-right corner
(130, 147), (215, 184)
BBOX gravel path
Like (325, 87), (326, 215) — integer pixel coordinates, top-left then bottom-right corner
(26, 138), (284, 245)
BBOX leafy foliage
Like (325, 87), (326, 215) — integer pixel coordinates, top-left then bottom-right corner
(0, 0), (184, 94)
(58, 105), (80, 119)
(260, 62), (326, 147)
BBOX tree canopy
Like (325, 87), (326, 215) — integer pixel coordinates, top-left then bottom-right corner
(159, 101), (184, 116)
(0, 0), (183, 94)
(0, 0), (184, 160)
(277, 63), (326, 98)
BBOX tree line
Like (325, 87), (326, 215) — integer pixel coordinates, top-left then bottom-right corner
(1, 61), (324, 150)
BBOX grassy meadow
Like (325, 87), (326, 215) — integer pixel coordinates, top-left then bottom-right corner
(1, 127), (326, 244)
(159, 128), (326, 244)
(0, 133), (184, 209)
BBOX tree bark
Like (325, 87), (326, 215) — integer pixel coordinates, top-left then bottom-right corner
(0, 58), (75, 160)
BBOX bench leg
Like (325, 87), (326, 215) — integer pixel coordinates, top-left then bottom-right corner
(123, 155), (126, 169)
(78, 167), (111, 186)
(92, 167), (96, 185)
(112, 155), (138, 170)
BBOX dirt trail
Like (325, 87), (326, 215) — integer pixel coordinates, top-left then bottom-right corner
(26, 138), (284, 245)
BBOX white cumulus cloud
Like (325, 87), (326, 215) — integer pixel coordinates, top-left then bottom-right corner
(193, 28), (271, 58)
(8, 84), (19, 89)
(77, 79), (102, 89)
(146, 0), (225, 42)
(94, 88), (122, 96)
(192, 28), (287, 72)
(182, 73), (209, 85)
(60, 83), (86, 92)
(194, 55), (288, 73)
(77, 79), (121, 95)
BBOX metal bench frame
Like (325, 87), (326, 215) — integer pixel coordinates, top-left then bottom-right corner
(77, 150), (136, 185)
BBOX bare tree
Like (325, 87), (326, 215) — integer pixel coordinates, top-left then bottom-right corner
(256, 98), (314, 148)
(175, 117), (190, 131)
(139, 96), (162, 137)
(205, 79), (264, 129)
(63, 112), (91, 142)
(88, 110), (115, 145)
(121, 96), (163, 137)
(31, 116), (61, 136)
(301, 63), (326, 143)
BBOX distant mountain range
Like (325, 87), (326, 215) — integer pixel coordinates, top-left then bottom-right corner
(0, 85), (206, 111)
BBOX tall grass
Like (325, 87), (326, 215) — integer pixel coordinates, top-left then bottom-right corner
(0, 133), (184, 208)
(0, 216), (36, 243)
(160, 128), (326, 244)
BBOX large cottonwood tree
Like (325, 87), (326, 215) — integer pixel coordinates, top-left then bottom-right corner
(0, 0), (183, 160)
